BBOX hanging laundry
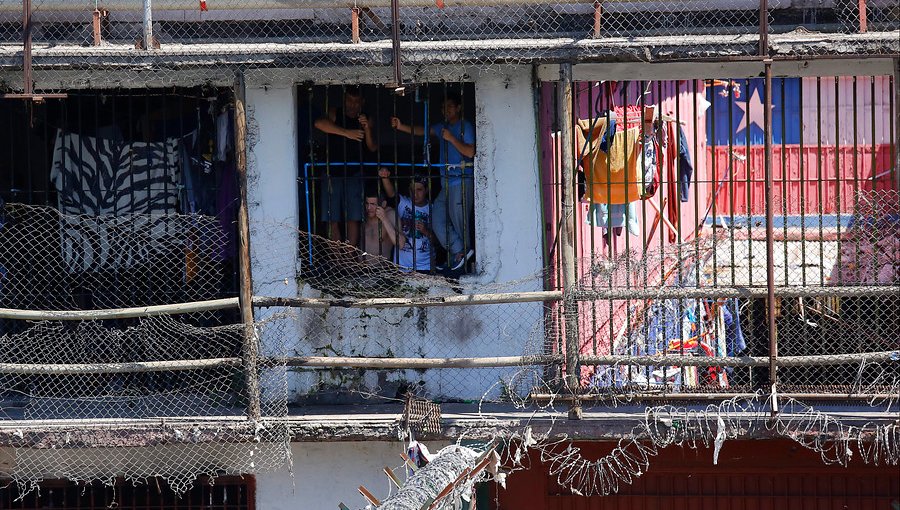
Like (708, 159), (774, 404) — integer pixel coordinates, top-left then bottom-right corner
(639, 134), (659, 198)
(215, 107), (234, 162)
(612, 105), (644, 132)
(722, 298), (747, 356)
(50, 129), (182, 273)
(663, 121), (694, 241)
(585, 202), (640, 236)
(576, 117), (642, 205)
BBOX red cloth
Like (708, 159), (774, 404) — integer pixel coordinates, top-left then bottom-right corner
(613, 105), (643, 132)
(663, 121), (679, 242)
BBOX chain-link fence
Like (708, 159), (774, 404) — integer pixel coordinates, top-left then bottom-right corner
(0, 0), (897, 92)
(0, 62), (897, 496)
(0, 200), (896, 491)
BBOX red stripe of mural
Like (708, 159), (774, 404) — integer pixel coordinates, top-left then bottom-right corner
(707, 145), (895, 215)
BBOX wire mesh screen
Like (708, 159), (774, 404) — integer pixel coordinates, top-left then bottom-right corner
(0, 65), (896, 497)
(539, 75), (899, 401)
(0, 86), (289, 492)
(0, 0), (897, 94)
(0, 205), (289, 493)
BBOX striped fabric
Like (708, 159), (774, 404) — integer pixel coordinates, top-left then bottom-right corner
(50, 129), (183, 273)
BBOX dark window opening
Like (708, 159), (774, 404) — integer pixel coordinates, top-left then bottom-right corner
(0, 476), (255, 509)
(297, 82), (477, 281)
(0, 89), (242, 311)
(0, 90), (245, 413)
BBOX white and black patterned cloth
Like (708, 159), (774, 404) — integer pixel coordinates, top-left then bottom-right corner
(50, 129), (183, 273)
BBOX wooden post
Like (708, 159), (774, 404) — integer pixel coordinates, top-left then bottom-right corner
(234, 72), (261, 421)
(592, 1), (602, 38)
(558, 63), (581, 419)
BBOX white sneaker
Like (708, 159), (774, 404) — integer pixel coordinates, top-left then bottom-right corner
(450, 249), (474, 271)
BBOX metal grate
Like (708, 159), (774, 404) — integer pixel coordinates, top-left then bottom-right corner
(403, 393), (442, 436)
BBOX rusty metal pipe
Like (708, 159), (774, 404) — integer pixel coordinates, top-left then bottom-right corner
(22, 0), (32, 95)
(0, 0), (789, 10)
(759, 0), (768, 56)
(390, 0), (401, 86)
(763, 60), (778, 401)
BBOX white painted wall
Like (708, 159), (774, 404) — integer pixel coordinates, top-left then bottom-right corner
(256, 441), (450, 510)
(247, 67), (545, 402)
(244, 82), (301, 408)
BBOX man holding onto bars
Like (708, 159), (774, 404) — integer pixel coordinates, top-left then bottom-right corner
(314, 86), (378, 247)
(390, 92), (475, 271)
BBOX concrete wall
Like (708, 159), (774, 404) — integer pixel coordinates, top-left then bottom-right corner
(244, 83), (301, 406)
(246, 66), (545, 402)
(255, 441), (449, 510)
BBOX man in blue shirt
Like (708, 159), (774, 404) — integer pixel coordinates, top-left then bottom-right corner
(390, 93), (475, 271)
(313, 86), (378, 247)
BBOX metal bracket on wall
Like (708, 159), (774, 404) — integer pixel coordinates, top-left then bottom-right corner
(0, 0), (67, 107)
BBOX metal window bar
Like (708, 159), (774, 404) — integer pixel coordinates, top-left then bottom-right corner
(298, 83), (476, 276)
(540, 73), (899, 396)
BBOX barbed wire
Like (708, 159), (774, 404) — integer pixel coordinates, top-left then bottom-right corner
(0, 194), (896, 495)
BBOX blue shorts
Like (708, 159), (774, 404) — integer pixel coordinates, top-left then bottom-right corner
(319, 175), (364, 222)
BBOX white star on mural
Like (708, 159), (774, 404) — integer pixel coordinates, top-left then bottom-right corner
(734, 88), (773, 137)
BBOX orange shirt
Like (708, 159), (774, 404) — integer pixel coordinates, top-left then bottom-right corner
(576, 118), (642, 205)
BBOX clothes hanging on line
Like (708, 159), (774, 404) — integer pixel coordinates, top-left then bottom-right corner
(640, 134), (659, 199)
(576, 116), (642, 206)
(591, 295), (748, 391)
(662, 122), (694, 241)
(612, 105), (644, 132)
(585, 202), (640, 236)
(50, 129), (182, 273)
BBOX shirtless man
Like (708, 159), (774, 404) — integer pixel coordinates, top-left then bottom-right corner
(361, 191), (404, 265)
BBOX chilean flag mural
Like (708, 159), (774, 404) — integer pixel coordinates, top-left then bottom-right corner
(706, 76), (896, 218)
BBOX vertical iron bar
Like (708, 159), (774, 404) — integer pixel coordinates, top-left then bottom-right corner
(351, 7), (361, 44)
(233, 72), (261, 421)
(894, 58), (899, 191)
(585, 83), (599, 358)
(799, 78), (806, 286)
(675, 84), (685, 386)
(745, 78), (753, 289)
(869, 76), (876, 192)
(558, 63), (580, 416)
(858, 0), (867, 33)
(143, 0), (154, 50)
(834, 77), (842, 283)
(763, 61), (778, 402)
(622, 83), (632, 388)
(728, 79), (736, 287)
(758, 0), (768, 57)
(711, 79), (718, 288)
(852, 76), (861, 282)
(390, 0), (402, 87)
(23, 0), (32, 95)
(604, 82), (613, 261)
(460, 83), (471, 273)
(780, 77), (788, 287)
(817, 77), (824, 286)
